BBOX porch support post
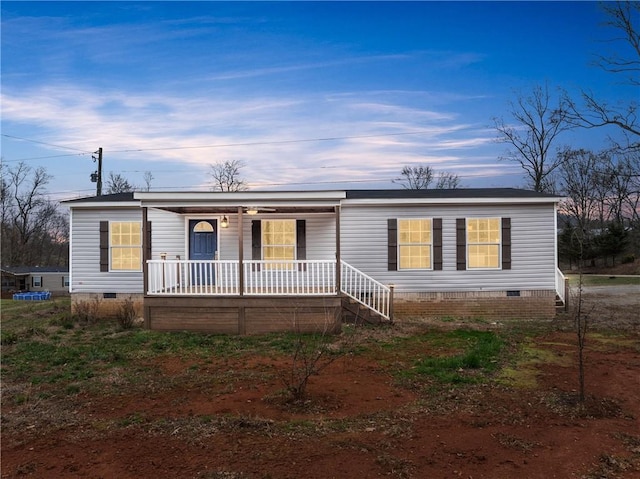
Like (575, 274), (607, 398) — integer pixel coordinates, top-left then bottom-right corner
(335, 205), (341, 294)
(142, 207), (150, 328)
(237, 206), (246, 335)
(238, 206), (244, 297)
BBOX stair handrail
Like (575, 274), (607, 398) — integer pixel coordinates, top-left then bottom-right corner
(340, 260), (391, 320)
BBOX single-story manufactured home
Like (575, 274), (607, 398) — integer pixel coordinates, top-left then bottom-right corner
(1, 266), (70, 298)
(62, 188), (566, 333)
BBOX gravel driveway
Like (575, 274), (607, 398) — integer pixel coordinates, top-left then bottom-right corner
(569, 282), (640, 330)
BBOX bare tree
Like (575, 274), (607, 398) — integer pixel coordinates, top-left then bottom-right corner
(558, 149), (606, 235)
(1, 162), (68, 266)
(562, 1), (640, 151)
(494, 84), (572, 192)
(435, 171), (462, 189)
(394, 165), (462, 190)
(105, 172), (135, 194)
(209, 159), (248, 192)
(394, 165), (434, 189)
(142, 171), (154, 192)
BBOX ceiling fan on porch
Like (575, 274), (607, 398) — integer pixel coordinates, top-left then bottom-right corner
(244, 206), (276, 215)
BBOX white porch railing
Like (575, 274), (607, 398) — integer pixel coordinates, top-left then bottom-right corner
(147, 259), (336, 296)
(340, 260), (391, 320)
(148, 260), (240, 295)
(147, 258), (392, 319)
(243, 260), (336, 295)
(555, 266), (567, 306)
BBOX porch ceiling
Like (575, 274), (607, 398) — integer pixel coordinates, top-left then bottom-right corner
(154, 205), (336, 214)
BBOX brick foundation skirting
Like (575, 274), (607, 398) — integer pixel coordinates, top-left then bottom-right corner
(71, 293), (144, 319)
(393, 290), (557, 321)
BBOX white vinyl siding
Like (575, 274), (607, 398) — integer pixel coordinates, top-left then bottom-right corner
(148, 209), (186, 260)
(340, 203), (557, 293)
(238, 214), (335, 261)
(144, 210), (336, 263)
(70, 208), (143, 293)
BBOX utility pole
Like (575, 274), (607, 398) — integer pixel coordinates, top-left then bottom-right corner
(90, 147), (103, 196)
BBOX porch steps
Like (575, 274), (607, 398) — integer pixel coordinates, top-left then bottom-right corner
(555, 294), (566, 313)
(341, 296), (387, 324)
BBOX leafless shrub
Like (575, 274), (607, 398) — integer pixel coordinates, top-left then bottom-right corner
(73, 297), (101, 325)
(116, 297), (137, 330)
(278, 309), (360, 403)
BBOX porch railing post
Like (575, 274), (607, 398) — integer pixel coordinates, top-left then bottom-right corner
(238, 206), (244, 296)
(335, 205), (341, 294)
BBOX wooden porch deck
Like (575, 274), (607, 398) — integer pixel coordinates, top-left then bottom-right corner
(144, 295), (342, 334)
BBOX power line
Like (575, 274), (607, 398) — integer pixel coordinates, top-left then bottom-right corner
(107, 131), (433, 154)
(2, 152), (91, 163)
(1, 134), (93, 153)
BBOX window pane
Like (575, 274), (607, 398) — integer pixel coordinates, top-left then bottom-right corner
(467, 218), (500, 269)
(468, 245), (499, 268)
(399, 245), (430, 269)
(110, 222), (142, 271)
(262, 220), (295, 256)
(398, 219), (432, 270)
(112, 247), (142, 270)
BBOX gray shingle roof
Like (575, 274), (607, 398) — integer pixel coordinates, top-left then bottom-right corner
(345, 188), (558, 199)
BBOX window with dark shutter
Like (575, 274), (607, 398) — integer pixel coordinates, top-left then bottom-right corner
(433, 218), (443, 271)
(502, 217), (511, 270)
(146, 221), (152, 261)
(251, 220), (261, 271)
(456, 218), (466, 270)
(296, 219), (306, 271)
(100, 221), (109, 272)
(387, 218), (397, 271)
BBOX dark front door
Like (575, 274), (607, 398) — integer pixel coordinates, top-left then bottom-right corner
(189, 219), (217, 284)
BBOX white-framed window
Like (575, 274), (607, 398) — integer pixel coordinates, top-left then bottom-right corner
(262, 219), (296, 266)
(63, 275), (70, 287)
(32, 275), (42, 287)
(398, 218), (432, 269)
(467, 218), (501, 269)
(110, 221), (142, 271)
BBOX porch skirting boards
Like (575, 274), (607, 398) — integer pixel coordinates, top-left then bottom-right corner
(393, 289), (557, 321)
(144, 295), (342, 335)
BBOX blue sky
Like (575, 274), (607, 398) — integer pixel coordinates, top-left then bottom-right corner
(1, 1), (635, 200)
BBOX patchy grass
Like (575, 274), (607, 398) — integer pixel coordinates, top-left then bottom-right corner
(498, 337), (572, 389)
(566, 274), (640, 286)
(383, 330), (506, 386)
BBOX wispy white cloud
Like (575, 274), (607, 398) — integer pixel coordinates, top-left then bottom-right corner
(2, 80), (499, 196)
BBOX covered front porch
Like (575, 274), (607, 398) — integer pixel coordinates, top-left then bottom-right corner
(144, 258), (391, 333)
(137, 191), (392, 333)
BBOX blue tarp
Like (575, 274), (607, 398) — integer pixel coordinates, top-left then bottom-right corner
(12, 292), (51, 301)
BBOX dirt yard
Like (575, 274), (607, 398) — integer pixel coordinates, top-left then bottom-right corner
(1, 283), (639, 479)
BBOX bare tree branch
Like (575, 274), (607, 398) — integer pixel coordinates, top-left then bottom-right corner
(494, 84), (571, 192)
(209, 159), (248, 192)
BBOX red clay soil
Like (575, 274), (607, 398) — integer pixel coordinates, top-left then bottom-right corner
(2, 332), (639, 479)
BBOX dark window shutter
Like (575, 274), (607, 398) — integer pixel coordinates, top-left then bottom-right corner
(296, 220), (306, 260)
(456, 218), (466, 271)
(251, 220), (261, 271)
(100, 221), (109, 272)
(296, 220), (306, 271)
(146, 221), (152, 260)
(433, 218), (443, 270)
(502, 217), (511, 270)
(388, 219), (397, 271)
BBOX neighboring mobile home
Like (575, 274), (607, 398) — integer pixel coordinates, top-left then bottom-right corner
(1, 266), (69, 298)
(62, 188), (565, 333)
